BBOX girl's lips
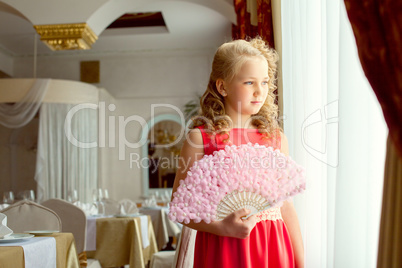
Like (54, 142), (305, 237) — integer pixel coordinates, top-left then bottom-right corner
(251, 101), (262, 104)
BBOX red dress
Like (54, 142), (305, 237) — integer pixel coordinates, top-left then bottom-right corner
(193, 127), (295, 268)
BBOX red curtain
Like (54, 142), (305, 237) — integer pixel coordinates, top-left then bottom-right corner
(344, 0), (402, 158)
(232, 0), (275, 49)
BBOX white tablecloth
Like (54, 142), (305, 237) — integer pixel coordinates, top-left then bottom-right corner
(138, 215), (150, 248)
(0, 237), (56, 268)
(86, 216), (97, 251)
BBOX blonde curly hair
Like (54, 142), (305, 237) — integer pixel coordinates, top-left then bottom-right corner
(192, 37), (281, 138)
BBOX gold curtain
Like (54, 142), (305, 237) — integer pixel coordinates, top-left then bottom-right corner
(343, 1), (402, 267)
(377, 136), (402, 267)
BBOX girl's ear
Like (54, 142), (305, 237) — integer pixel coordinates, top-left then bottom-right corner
(216, 79), (227, 97)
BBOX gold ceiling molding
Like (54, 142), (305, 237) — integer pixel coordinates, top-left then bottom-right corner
(33, 23), (98, 51)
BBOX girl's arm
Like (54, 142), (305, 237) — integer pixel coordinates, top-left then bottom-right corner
(280, 132), (305, 268)
(171, 128), (257, 239)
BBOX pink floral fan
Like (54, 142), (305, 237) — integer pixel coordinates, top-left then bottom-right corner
(168, 143), (306, 224)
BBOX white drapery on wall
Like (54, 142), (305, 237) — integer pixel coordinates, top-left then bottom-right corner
(281, 1), (387, 267)
(0, 79), (50, 128)
(35, 103), (98, 203)
(97, 88), (116, 199)
(0, 78), (99, 204)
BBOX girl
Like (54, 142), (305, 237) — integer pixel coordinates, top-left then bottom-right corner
(172, 37), (304, 268)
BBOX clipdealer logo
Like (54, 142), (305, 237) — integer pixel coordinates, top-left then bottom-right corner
(64, 102), (186, 160)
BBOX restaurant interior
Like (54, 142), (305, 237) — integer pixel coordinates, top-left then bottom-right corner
(0, 0), (401, 267)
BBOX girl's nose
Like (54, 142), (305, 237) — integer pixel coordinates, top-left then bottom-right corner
(254, 85), (263, 96)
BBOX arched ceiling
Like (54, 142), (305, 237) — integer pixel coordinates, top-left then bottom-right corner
(0, 0), (235, 57)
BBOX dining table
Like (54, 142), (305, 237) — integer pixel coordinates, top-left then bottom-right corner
(85, 214), (158, 268)
(139, 206), (182, 250)
(0, 232), (79, 268)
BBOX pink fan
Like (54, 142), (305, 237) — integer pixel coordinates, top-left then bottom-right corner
(168, 143), (306, 224)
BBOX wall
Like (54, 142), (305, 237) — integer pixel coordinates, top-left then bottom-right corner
(0, 118), (38, 198)
(13, 49), (214, 98)
(0, 50), (13, 76)
(11, 48), (215, 201)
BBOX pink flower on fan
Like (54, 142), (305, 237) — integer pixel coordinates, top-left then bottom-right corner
(168, 143), (306, 224)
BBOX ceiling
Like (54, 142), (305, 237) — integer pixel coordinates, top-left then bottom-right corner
(0, 0), (236, 58)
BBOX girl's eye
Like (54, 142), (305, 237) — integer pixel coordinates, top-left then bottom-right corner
(245, 81), (253, 85)
(262, 81), (269, 85)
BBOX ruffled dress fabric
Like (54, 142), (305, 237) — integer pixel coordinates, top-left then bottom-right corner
(193, 127), (295, 268)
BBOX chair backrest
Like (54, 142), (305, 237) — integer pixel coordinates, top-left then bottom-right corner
(41, 198), (87, 253)
(171, 226), (197, 268)
(1, 200), (62, 233)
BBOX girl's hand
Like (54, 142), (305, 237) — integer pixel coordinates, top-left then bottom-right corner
(220, 208), (257, 239)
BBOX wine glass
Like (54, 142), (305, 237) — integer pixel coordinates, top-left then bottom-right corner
(163, 191), (171, 204)
(154, 191), (160, 201)
(103, 189), (109, 200)
(2, 191), (14, 204)
(24, 190), (35, 202)
(93, 200), (105, 216)
(92, 189), (103, 202)
(97, 188), (104, 201)
(68, 189), (79, 204)
(150, 194), (157, 207)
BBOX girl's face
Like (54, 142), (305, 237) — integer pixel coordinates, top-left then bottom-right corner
(222, 56), (269, 122)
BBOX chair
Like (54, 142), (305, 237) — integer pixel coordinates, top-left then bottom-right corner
(171, 226), (197, 268)
(150, 226), (196, 268)
(41, 198), (86, 253)
(41, 198), (101, 268)
(0, 200), (61, 232)
(150, 251), (176, 268)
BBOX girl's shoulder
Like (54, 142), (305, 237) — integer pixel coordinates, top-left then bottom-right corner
(180, 128), (205, 160)
(278, 130), (288, 155)
(186, 127), (203, 146)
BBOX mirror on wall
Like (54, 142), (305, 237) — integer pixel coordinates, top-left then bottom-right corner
(147, 120), (184, 190)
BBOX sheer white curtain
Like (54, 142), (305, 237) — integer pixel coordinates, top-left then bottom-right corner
(35, 103), (98, 203)
(0, 79), (50, 128)
(281, 1), (387, 267)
